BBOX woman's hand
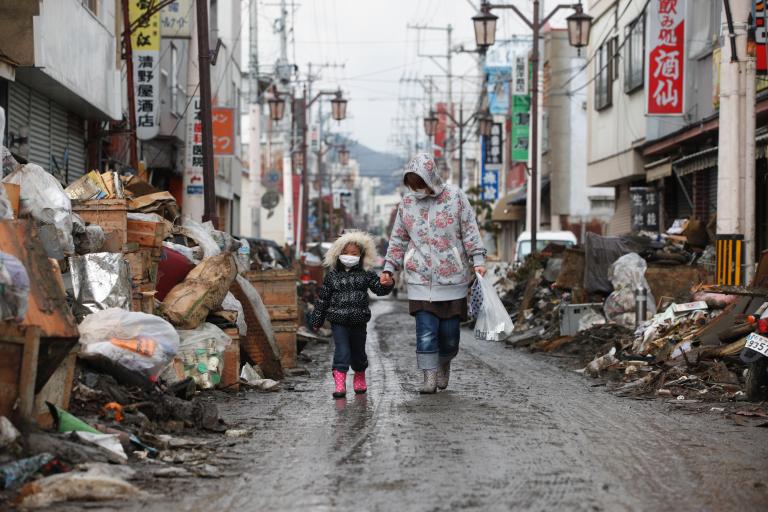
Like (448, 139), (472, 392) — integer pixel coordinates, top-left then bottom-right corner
(380, 272), (395, 286)
(474, 266), (487, 277)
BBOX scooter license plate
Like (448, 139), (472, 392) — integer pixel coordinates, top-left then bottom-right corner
(745, 332), (768, 357)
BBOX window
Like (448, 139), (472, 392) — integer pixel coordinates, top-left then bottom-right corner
(595, 38), (615, 110)
(624, 14), (645, 93)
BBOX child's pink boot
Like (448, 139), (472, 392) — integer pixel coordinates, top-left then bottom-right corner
(332, 369), (347, 398)
(353, 371), (367, 394)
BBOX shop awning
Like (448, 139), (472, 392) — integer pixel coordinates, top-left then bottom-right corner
(672, 147), (718, 177)
(492, 195), (525, 222)
(506, 177), (550, 205)
(644, 157), (672, 182)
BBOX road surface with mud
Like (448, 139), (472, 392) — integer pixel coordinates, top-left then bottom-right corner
(59, 299), (768, 511)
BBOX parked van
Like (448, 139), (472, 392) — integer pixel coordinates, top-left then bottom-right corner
(514, 231), (577, 263)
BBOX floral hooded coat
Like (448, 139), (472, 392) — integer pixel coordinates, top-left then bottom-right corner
(383, 153), (486, 302)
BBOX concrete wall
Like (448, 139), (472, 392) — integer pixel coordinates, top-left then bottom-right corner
(31, 0), (121, 119)
(586, 0), (647, 186)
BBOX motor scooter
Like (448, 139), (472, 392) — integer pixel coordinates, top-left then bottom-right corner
(740, 305), (768, 401)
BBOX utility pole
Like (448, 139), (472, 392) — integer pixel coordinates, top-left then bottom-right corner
(248, 0), (261, 237)
(408, 24), (455, 177)
(196, 0), (218, 228)
(121, 0), (139, 170)
(717, 0), (755, 284)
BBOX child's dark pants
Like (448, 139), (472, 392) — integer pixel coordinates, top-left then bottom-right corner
(331, 323), (368, 373)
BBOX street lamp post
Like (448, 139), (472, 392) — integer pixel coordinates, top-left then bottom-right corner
(424, 107), (491, 189)
(268, 88), (348, 249)
(473, 1), (591, 256)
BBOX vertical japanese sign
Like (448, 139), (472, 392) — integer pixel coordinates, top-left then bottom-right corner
(212, 108), (235, 156)
(185, 97), (204, 195)
(129, 0), (161, 139)
(646, 0), (686, 115)
(630, 187), (660, 232)
(484, 122), (503, 165)
(513, 54), (529, 95)
(511, 95), (530, 162)
(161, 0), (192, 37)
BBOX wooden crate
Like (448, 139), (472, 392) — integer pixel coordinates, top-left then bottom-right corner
(0, 324), (40, 421)
(124, 248), (154, 285)
(244, 269), (298, 309)
(273, 321), (297, 369)
(72, 199), (128, 251)
(127, 218), (167, 248)
(33, 346), (77, 429)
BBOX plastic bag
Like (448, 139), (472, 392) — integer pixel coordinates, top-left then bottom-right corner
(78, 308), (180, 378)
(236, 238), (251, 273)
(2, 163), (74, 254)
(176, 323), (232, 389)
(0, 252), (30, 322)
(604, 253), (656, 328)
(221, 292), (247, 336)
(468, 278), (483, 320)
(474, 272), (515, 341)
(180, 217), (220, 260)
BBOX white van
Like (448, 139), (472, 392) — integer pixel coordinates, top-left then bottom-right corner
(514, 231), (578, 263)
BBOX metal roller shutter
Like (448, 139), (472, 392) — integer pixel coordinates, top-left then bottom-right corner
(7, 81), (86, 184)
(607, 184), (632, 235)
(7, 82), (31, 161)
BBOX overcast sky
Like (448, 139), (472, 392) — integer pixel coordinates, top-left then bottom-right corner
(249, 0), (569, 154)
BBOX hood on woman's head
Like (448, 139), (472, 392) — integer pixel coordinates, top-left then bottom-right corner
(403, 153), (444, 195)
(323, 230), (378, 270)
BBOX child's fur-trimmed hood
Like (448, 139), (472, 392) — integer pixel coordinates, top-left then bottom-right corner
(324, 231), (378, 270)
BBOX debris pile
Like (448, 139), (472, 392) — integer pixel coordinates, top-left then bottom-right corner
(492, 228), (768, 407)
(0, 152), (307, 507)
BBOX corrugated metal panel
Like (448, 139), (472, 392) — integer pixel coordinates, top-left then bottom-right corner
(7, 82), (30, 161)
(8, 82), (86, 183)
(28, 89), (50, 169)
(607, 184), (631, 236)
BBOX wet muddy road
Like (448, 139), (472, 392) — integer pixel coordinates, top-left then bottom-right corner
(85, 299), (768, 511)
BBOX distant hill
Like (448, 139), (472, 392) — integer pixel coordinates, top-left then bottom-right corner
(347, 142), (404, 193)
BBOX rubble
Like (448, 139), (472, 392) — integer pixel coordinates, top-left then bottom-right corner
(0, 160), (316, 507)
(495, 230), (768, 408)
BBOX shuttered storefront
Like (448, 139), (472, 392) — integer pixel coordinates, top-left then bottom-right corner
(607, 184), (632, 235)
(8, 81), (86, 184)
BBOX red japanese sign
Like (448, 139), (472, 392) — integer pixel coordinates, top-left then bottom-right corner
(212, 108), (235, 156)
(647, 0), (686, 115)
(755, 1), (768, 74)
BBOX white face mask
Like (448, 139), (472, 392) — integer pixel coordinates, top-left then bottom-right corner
(412, 188), (430, 199)
(339, 255), (360, 268)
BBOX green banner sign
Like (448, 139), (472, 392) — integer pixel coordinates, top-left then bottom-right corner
(511, 95), (530, 162)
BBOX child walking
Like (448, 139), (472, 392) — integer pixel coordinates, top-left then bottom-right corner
(310, 231), (393, 398)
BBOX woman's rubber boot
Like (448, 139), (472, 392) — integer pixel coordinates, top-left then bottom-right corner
(332, 369), (347, 398)
(437, 361), (451, 390)
(419, 369), (438, 394)
(353, 371), (367, 394)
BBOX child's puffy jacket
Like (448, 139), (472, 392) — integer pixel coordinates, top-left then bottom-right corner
(310, 268), (392, 327)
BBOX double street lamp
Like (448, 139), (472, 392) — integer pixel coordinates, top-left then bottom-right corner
(267, 88), (348, 249)
(472, 1), (592, 256)
(424, 108), (493, 188)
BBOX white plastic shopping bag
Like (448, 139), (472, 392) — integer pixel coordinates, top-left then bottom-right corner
(473, 273), (515, 341)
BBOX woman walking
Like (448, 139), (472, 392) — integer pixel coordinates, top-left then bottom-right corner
(381, 153), (487, 394)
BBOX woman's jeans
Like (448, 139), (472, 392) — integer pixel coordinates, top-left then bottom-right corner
(331, 324), (368, 373)
(414, 311), (460, 370)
